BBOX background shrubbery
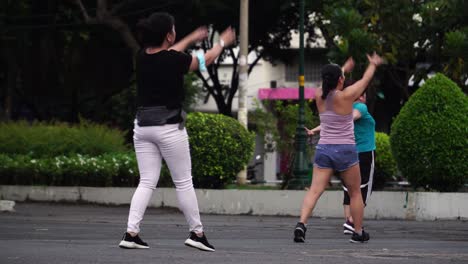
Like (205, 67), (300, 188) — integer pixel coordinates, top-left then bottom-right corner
(390, 74), (468, 192)
(187, 112), (255, 188)
(0, 153), (138, 187)
(0, 113), (254, 189)
(374, 132), (398, 190)
(0, 120), (128, 157)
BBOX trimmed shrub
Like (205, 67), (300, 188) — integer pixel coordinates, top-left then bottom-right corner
(0, 114), (254, 189)
(390, 74), (468, 191)
(186, 112), (255, 188)
(0, 120), (128, 158)
(373, 132), (398, 189)
(0, 153), (138, 187)
(0, 152), (176, 188)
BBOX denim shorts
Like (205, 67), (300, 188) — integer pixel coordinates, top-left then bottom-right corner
(314, 144), (359, 172)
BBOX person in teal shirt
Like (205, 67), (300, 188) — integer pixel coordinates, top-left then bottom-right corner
(342, 91), (375, 235)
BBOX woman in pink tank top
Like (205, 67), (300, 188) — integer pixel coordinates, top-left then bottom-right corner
(293, 53), (383, 243)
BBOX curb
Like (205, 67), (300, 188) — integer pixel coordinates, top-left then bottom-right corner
(1, 185), (467, 220)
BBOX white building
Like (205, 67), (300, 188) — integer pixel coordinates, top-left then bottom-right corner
(194, 32), (328, 184)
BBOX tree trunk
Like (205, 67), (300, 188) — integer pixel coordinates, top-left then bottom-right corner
(4, 39), (17, 121)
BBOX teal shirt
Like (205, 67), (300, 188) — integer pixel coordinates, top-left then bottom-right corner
(353, 102), (376, 152)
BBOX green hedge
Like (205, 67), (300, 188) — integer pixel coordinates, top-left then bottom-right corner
(374, 132), (398, 189)
(0, 120), (128, 158)
(390, 74), (468, 191)
(187, 112), (255, 188)
(0, 153), (138, 187)
(0, 113), (254, 189)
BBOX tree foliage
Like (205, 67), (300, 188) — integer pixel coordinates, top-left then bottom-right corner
(1, 0), (467, 130)
(305, 0), (468, 131)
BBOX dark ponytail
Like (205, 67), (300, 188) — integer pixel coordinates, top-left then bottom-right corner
(321, 64), (342, 99)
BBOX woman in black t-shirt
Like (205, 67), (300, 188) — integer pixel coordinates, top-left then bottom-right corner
(119, 12), (235, 252)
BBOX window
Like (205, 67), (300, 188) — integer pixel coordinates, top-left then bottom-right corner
(285, 54), (326, 83)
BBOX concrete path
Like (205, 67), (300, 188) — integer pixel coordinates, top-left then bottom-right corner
(1, 203), (467, 264)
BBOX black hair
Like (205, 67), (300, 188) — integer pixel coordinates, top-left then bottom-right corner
(137, 12), (175, 47)
(321, 64), (342, 99)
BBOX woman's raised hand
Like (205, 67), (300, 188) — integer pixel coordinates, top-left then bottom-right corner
(191, 26), (209, 43)
(367, 52), (383, 67)
(342, 57), (355, 73)
(219, 26), (236, 47)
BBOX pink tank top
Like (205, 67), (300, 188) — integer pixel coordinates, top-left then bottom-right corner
(318, 90), (355, 145)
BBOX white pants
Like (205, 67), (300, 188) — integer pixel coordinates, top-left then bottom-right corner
(126, 122), (203, 234)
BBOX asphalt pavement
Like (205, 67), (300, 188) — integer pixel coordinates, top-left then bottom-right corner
(1, 202), (467, 264)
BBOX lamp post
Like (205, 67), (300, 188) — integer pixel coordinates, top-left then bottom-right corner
(237, 0), (249, 185)
(288, 0), (310, 189)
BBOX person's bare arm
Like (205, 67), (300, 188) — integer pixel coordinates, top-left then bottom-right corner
(304, 125), (321, 136)
(170, 27), (208, 52)
(342, 53), (382, 101)
(342, 57), (355, 74)
(189, 27), (236, 71)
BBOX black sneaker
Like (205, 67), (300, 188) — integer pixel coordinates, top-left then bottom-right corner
(119, 232), (149, 249)
(343, 220), (355, 235)
(350, 230), (370, 243)
(293, 222), (307, 243)
(184, 232), (215, 252)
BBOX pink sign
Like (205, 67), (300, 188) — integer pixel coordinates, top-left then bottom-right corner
(257, 88), (317, 100)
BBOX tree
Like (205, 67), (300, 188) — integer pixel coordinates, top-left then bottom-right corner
(250, 100), (320, 188)
(177, 0), (301, 116)
(0, 0), (304, 121)
(1, 0), (67, 121)
(3, 0), (466, 126)
(68, 0), (140, 57)
(66, 0), (303, 116)
(303, 0), (468, 131)
(419, 0), (468, 92)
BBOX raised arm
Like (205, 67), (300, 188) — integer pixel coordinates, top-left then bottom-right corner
(170, 26), (208, 52)
(189, 27), (236, 71)
(342, 57), (355, 74)
(342, 52), (382, 101)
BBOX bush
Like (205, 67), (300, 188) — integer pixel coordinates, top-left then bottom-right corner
(0, 120), (128, 158)
(373, 132), (398, 189)
(0, 114), (253, 189)
(0, 153), (139, 187)
(251, 100), (320, 153)
(186, 112), (255, 188)
(390, 74), (468, 191)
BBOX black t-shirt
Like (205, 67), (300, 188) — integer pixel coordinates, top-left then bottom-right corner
(136, 49), (192, 109)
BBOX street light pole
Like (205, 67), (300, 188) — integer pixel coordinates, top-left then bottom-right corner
(288, 0), (310, 189)
(237, 0), (249, 185)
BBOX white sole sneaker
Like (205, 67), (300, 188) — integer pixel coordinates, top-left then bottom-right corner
(343, 222), (355, 232)
(343, 229), (354, 235)
(349, 238), (369, 243)
(184, 238), (215, 252)
(119, 240), (149, 249)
